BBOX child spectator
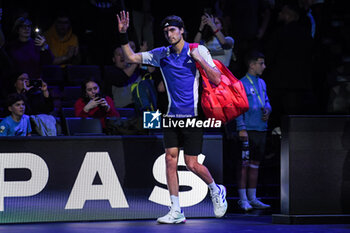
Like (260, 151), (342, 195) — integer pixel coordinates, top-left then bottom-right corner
(0, 93), (31, 136)
(8, 72), (57, 136)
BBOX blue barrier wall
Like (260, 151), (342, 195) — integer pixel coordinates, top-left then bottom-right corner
(0, 135), (222, 223)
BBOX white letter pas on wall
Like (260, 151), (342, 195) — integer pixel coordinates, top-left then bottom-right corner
(0, 151), (209, 212)
(0, 153), (49, 211)
(65, 152), (128, 209)
(148, 151), (208, 207)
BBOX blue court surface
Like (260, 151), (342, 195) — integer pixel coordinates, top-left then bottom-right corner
(1, 214), (350, 233)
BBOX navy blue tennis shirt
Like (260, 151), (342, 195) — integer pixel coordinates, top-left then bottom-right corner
(142, 42), (216, 118)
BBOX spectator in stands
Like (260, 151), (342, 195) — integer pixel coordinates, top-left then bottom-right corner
(194, 13), (234, 67)
(5, 17), (53, 79)
(105, 41), (147, 108)
(9, 72), (57, 136)
(0, 93), (31, 136)
(44, 11), (80, 67)
(75, 78), (119, 129)
(11, 72), (54, 115)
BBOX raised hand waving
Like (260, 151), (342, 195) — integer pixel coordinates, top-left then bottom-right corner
(116, 11), (129, 33)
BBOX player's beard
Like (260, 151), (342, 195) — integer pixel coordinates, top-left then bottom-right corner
(169, 37), (181, 46)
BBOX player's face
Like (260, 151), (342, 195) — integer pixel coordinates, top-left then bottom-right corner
(163, 26), (183, 45)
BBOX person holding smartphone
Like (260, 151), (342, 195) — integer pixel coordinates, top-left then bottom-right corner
(5, 17), (53, 79)
(6, 71), (56, 136)
(74, 78), (120, 129)
(10, 72), (54, 115)
(194, 10), (234, 67)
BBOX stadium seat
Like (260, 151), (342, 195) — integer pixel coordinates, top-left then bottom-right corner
(67, 65), (102, 85)
(65, 117), (104, 136)
(62, 107), (75, 118)
(42, 65), (65, 86)
(62, 86), (81, 107)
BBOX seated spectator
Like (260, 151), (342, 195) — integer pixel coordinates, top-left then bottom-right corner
(5, 17), (53, 79)
(11, 72), (54, 115)
(0, 93), (31, 136)
(75, 78), (120, 129)
(194, 13), (234, 67)
(9, 72), (57, 136)
(105, 41), (147, 108)
(44, 11), (80, 67)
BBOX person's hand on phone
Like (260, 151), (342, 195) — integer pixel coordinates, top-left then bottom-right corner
(98, 97), (110, 111)
(202, 13), (217, 32)
(39, 80), (50, 98)
(199, 15), (207, 32)
(34, 35), (46, 47)
(84, 97), (100, 112)
(23, 78), (33, 92)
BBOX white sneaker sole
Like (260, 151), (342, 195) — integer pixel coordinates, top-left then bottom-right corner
(214, 185), (228, 218)
(157, 218), (186, 224)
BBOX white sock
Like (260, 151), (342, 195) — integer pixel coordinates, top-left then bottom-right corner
(247, 188), (257, 201)
(208, 181), (220, 194)
(170, 195), (181, 212)
(238, 188), (248, 201)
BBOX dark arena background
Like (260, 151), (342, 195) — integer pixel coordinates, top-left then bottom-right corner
(1, 0), (350, 232)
